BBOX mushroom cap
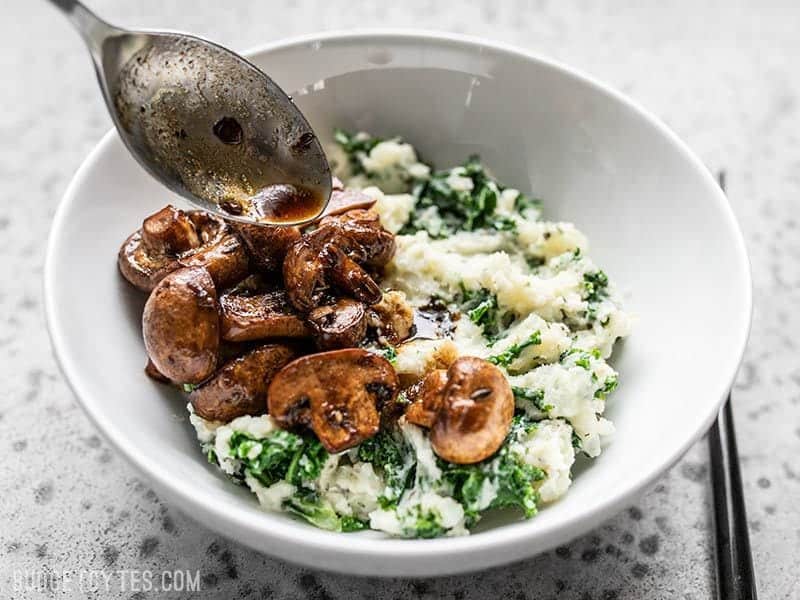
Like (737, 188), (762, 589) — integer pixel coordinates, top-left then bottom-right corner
(142, 266), (220, 384)
(317, 189), (377, 219)
(118, 229), (180, 292)
(306, 299), (367, 350)
(178, 232), (249, 289)
(283, 238), (329, 312)
(232, 222), (301, 272)
(404, 369), (448, 429)
(319, 209), (396, 267)
(118, 205), (248, 292)
(142, 205), (200, 254)
(190, 344), (296, 421)
(220, 288), (310, 342)
(322, 243), (383, 305)
(268, 349), (399, 453)
(430, 357), (514, 464)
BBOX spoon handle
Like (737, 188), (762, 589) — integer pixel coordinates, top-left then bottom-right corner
(46, 0), (117, 56)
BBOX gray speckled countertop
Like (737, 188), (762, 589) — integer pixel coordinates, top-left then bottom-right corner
(2, 1), (798, 598)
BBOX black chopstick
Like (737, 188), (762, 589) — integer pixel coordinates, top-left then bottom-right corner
(708, 172), (758, 599)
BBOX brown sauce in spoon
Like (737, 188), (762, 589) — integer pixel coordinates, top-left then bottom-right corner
(218, 182), (326, 224)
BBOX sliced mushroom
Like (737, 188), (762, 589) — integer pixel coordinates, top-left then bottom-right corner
(142, 266), (220, 384)
(283, 238), (329, 312)
(306, 299), (367, 349)
(319, 209), (395, 267)
(404, 369), (447, 428)
(220, 288), (310, 342)
(368, 291), (415, 343)
(322, 243), (383, 305)
(118, 230), (180, 292)
(119, 205), (248, 292)
(144, 358), (171, 383)
(190, 344), (296, 421)
(318, 189), (377, 219)
(232, 222), (301, 272)
(304, 221), (368, 264)
(178, 232), (249, 289)
(429, 357), (514, 464)
(141, 205), (201, 254)
(268, 349), (399, 452)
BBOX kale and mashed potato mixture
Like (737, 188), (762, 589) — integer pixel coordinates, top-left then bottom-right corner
(190, 130), (633, 538)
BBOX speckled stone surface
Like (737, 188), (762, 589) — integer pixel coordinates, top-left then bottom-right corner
(1, 1), (798, 598)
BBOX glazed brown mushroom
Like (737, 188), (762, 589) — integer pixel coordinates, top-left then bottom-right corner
(118, 230), (180, 292)
(429, 357), (514, 464)
(281, 206), (394, 311)
(282, 238), (330, 312)
(220, 287), (310, 342)
(268, 349), (399, 452)
(322, 243), (383, 305)
(142, 266), (220, 384)
(189, 344), (296, 421)
(404, 369), (448, 428)
(178, 231), (249, 289)
(319, 209), (395, 267)
(144, 358), (171, 383)
(232, 222), (301, 272)
(306, 299), (367, 349)
(317, 189), (377, 219)
(118, 205), (249, 292)
(141, 205), (200, 254)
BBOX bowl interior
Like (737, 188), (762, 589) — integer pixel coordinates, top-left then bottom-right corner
(45, 32), (750, 576)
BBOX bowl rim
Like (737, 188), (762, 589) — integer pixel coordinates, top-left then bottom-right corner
(44, 28), (752, 575)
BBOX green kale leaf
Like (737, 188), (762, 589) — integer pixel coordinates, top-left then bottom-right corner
(284, 490), (342, 531)
(441, 415), (545, 525)
(512, 386), (554, 413)
(583, 270), (610, 321)
(228, 430), (328, 488)
(402, 156), (518, 238)
(333, 129), (383, 175)
(487, 330), (542, 367)
(357, 430), (415, 508)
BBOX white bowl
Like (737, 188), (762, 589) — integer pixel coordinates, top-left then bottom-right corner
(44, 30), (751, 576)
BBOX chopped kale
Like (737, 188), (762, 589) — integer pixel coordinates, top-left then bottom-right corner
(594, 375), (618, 399)
(228, 430), (328, 488)
(284, 490), (342, 531)
(357, 431), (414, 508)
(340, 516), (369, 532)
(333, 129), (383, 175)
(583, 270), (609, 303)
(514, 192), (543, 214)
(583, 270), (610, 321)
(512, 387), (554, 413)
(379, 345), (398, 365)
(488, 330), (542, 367)
(441, 415), (545, 525)
(560, 347), (600, 370)
(456, 284), (506, 341)
(182, 383), (198, 393)
(285, 437), (327, 486)
(402, 156), (518, 238)
(407, 510), (449, 538)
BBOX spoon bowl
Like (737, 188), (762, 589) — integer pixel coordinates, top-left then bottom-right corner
(48, 0), (331, 225)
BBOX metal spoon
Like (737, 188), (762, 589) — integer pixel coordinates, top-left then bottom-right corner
(47, 0), (332, 225)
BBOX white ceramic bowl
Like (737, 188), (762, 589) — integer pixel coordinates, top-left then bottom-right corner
(45, 31), (751, 576)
